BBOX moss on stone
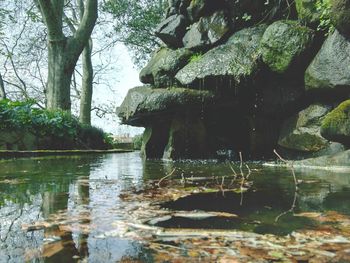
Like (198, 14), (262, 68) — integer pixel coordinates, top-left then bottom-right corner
(321, 100), (350, 144)
(260, 20), (315, 73)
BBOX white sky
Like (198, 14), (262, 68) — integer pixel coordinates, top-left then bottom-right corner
(91, 43), (144, 136)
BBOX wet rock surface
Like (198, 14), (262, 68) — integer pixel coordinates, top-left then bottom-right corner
(176, 25), (266, 88)
(321, 99), (350, 145)
(117, 86), (215, 126)
(182, 11), (231, 50)
(118, 0), (350, 164)
(155, 14), (189, 48)
(278, 104), (331, 152)
(139, 47), (193, 87)
(305, 30), (350, 92)
(260, 20), (315, 73)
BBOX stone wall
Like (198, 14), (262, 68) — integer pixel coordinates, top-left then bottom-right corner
(118, 0), (350, 161)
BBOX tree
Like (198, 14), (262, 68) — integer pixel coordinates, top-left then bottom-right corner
(103, 0), (166, 67)
(36, 0), (98, 111)
(0, 72), (5, 99)
(64, 0), (94, 124)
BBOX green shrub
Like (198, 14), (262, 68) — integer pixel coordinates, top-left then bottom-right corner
(0, 99), (113, 150)
(316, 0), (334, 34)
(133, 134), (143, 150)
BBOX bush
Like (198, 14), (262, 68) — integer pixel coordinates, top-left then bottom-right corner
(133, 134), (143, 150)
(0, 99), (113, 150)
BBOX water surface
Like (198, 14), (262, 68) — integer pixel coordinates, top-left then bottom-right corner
(0, 152), (350, 262)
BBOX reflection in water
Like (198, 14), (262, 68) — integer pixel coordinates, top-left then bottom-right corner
(0, 152), (350, 262)
(0, 153), (148, 262)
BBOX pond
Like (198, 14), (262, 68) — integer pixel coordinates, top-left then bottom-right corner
(1, 152), (350, 262)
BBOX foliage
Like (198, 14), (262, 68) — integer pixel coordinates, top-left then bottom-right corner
(102, 0), (166, 67)
(0, 99), (113, 149)
(132, 134), (143, 150)
(316, 0), (334, 33)
(189, 52), (203, 63)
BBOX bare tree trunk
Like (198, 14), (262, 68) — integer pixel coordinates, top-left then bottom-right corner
(79, 38), (93, 125)
(46, 39), (73, 110)
(0, 72), (6, 99)
(37, 0), (98, 111)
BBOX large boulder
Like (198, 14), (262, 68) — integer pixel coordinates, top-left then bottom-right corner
(139, 47), (193, 87)
(117, 86), (215, 126)
(295, 0), (321, 25)
(155, 14), (189, 48)
(182, 11), (231, 50)
(278, 104), (331, 152)
(330, 0), (350, 37)
(305, 30), (350, 92)
(260, 20), (315, 73)
(176, 25), (267, 89)
(321, 100), (350, 145)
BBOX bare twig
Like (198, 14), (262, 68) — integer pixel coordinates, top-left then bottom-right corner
(273, 149), (298, 222)
(157, 168), (176, 187)
(220, 176), (226, 197)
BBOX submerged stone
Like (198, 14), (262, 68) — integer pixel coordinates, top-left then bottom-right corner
(278, 104), (331, 152)
(305, 30), (350, 92)
(260, 20), (315, 73)
(176, 25), (267, 89)
(117, 86), (215, 126)
(139, 47), (193, 87)
(321, 100), (350, 145)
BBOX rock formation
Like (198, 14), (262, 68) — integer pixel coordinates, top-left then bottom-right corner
(118, 0), (350, 161)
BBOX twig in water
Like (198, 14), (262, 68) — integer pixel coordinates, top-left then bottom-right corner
(219, 176), (226, 197)
(180, 173), (186, 186)
(157, 168), (176, 187)
(228, 162), (237, 176)
(239, 152), (243, 173)
(239, 152), (245, 206)
(273, 149), (298, 191)
(275, 190), (297, 222)
(245, 164), (252, 180)
(273, 149), (298, 222)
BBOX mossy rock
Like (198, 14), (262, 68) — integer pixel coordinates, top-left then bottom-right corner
(321, 100), (350, 145)
(330, 0), (350, 36)
(260, 20), (315, 73)
(117, 86), (215, 126)
(176, 25), (267, 89)
(139, 47), (193, 87)
(278, 104), (330, 152)
(295, 0), (321, 25)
